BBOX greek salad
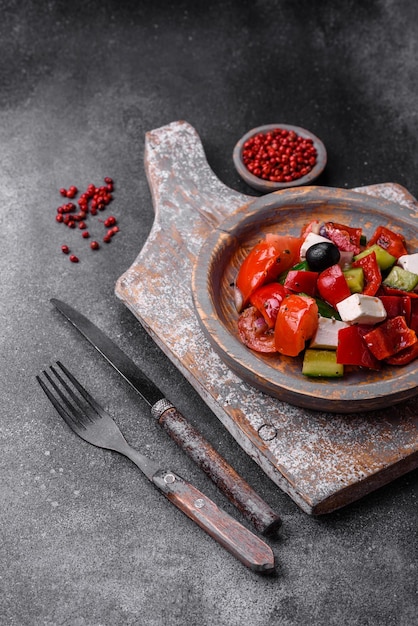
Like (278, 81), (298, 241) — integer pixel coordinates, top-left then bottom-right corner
(234, 220), (418, 377)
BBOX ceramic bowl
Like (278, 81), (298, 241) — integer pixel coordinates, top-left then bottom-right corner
(233, 123), (327, 192)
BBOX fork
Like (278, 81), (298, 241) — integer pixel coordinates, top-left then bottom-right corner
(36, 361), (276, 573)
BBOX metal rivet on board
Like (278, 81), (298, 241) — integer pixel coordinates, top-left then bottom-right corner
(194, 499), (205, 509)
(163, 473), (176, 484)
(258, 424), (277, 441)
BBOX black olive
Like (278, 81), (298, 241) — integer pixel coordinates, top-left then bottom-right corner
(306, 241), (341, 272)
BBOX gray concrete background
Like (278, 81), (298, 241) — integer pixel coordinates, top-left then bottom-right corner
(1, 1), (417, 624)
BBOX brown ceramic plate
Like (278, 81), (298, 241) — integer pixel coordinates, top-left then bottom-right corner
(192, 186), (418, 413)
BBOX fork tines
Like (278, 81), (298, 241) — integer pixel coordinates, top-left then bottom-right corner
(36, 361), (102, 431)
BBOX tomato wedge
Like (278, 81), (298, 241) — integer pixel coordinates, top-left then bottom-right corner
(249, 282), (288, 328)
(237, 306), (276, 353)
(274, 294), (318, 356)
(235, 234), (302, 310)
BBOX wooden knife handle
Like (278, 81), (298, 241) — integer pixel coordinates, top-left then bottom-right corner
(151, 401), (282, 536)
(152, 469), (276, 573)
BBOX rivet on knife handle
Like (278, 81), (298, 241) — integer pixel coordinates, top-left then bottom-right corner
(152, 469), (276, 574)
(151, 399), (282, 536)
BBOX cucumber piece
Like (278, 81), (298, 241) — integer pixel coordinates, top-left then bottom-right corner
(343, 267), (364, 293)
(302, 349), (344, 378)
(383, 265), (418, 291)
(354, 244), (396, 270)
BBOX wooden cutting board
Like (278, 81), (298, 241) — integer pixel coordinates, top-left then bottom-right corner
(115, 120), (418, 515)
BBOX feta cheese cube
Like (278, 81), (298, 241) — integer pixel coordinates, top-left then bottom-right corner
(336, 294), (387, 325)
(397, 253), (418, 274)
(310, 316), (349, 349)
(300, 232), (331, 259)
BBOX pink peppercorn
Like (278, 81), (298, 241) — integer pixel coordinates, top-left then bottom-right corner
(242, 128), (318, 183)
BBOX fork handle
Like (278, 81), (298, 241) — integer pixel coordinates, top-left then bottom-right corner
(151, 469), (276, 574)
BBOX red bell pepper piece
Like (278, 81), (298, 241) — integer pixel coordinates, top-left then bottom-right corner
(385, 341), (418, 365)
(284, 270), (319, 297)
(317, 264), (351, 308)
(352, 251), (381, 296)
(378, 295), (411, 324)
(379, 284), (418, 298)
(364, 316), (417, 360)
(409, 298), (418, 334)
(324, 221), (362, 254)
(336, 325), (381, 370)
(249, 282), (289, 329)
(367, 225), (407, 258)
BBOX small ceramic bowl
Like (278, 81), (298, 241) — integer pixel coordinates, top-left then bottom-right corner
(233, 123), (327, 192)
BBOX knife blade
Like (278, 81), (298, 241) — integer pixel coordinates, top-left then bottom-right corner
(51, 298), (282, 536)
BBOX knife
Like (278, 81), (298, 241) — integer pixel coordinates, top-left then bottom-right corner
(51, 298), (282, 536)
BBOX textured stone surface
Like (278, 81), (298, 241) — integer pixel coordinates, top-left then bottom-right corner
(1, 2), (418, 625)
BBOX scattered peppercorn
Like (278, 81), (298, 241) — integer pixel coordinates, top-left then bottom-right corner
(104, 215), (116, 227)
(241, 128), (317, 183)
(55, 177), (118, 262)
